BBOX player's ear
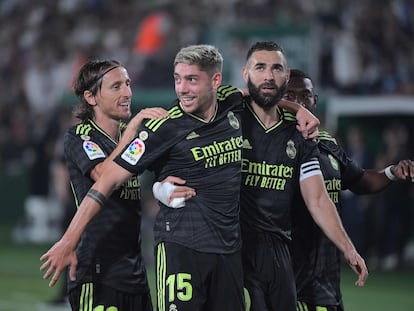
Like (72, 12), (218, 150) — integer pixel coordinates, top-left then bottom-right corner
(211, 72), (222, 89)
(313, 94), (319, 109)
(84, 90), (97, 106)
(242, 67), (248, 82)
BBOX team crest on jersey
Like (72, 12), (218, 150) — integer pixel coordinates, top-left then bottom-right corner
(83, 141), (105, 160)
(286, 140), (297, 159)
(121, 138), (145, 165)
(139, 130), (148, 141)
(328, 154), (339, 171)
(168, 303), (177, 311)
(227, 111), (239, 129)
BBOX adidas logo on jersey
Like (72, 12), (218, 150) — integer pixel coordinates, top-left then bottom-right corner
(186, 131), (200, 140)
(242, 139), (252, 149)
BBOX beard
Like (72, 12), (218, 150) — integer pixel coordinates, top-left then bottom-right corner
(247, 78), (287, 110)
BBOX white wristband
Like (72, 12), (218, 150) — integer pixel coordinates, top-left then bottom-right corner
(384, 165), (397, 181)
(152, 182), (185, 208)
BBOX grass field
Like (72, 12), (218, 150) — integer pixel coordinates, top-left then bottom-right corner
(1, 225), (414, 311)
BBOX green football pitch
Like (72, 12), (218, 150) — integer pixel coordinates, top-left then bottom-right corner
(1, 226), (413, 311)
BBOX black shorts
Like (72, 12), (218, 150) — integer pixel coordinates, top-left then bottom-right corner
(68, 282), (153, 311)
(155, 241), (245, 311)
(242, 233), (296, 311)
(297, 301), (345, 311)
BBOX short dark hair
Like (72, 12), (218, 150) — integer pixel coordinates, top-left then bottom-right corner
(245, 41), (285, 61)
(289, 69), (311, 81)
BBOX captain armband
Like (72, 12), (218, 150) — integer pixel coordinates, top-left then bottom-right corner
(86, 189), (107, 206)
(299, 158), (322, 182)
(384, 165), (397, 181)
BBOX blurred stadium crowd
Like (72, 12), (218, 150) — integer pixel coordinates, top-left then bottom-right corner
(0, 0), (413, 270)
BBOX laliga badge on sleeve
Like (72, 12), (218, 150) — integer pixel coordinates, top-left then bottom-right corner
(121, 138), (145, 165)
(83, 141), (105, 160)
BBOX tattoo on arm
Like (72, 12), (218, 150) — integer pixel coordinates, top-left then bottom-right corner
(86, 189), (106, 206)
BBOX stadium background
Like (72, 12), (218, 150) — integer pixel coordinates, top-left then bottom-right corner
(0, 0), (413, 310)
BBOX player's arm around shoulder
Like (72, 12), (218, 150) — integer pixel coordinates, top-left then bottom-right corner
(92, 107), (169, 180)
(218, 84), (245, 110)
(279, 98), (320, 139)
(122, 107), (169, 152)
(127, 107), (169, 133)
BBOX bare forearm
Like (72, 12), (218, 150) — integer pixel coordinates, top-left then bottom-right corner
(310, 196), (355, 253)
(350, 159), (414, 194)
(114, 108), (167, 160)
(61, 168), (121, 248)
(302, 176), (368, 286)
(108, 122), (140, 163)
(349, 170), (391, 194)
(279, 99), (320, 139)
(60, 195), (102, 248)
(278, 98), (303, 113)
(301, 175), (354, 252)
(92, 109), (167, 180)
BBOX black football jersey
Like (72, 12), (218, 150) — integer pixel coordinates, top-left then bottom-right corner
(290, 130), (364, 306)
(64, 119), (149, 294)
(239, 101), (320, 241)
(114, 85), (244, 254)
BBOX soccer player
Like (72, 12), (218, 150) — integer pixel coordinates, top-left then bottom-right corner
(40, 59), (169, 311)
(238, 41), (367, 311)
(287, 69), (414, 311)
(41, 45), (247, 311)
(155, 42), (368, 311)
(40, 45), (319, 311)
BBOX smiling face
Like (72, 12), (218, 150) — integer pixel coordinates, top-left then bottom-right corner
(85, 66), (132, 122)
(174, 62), (221, 120)
(243, 50), (289, 110)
